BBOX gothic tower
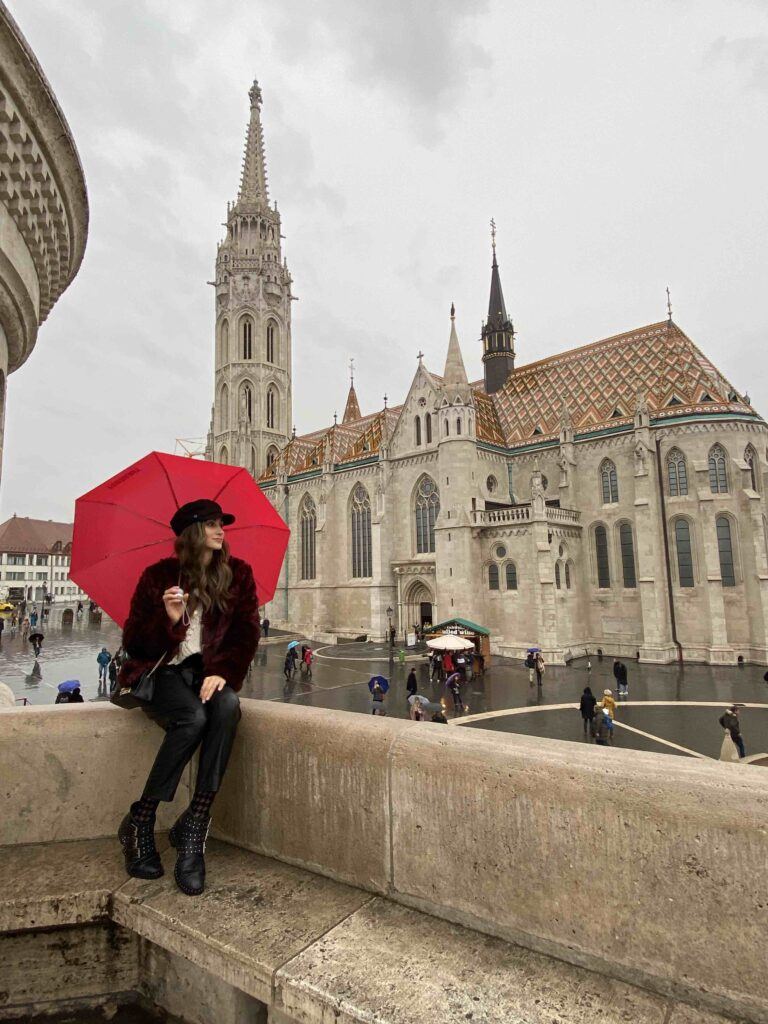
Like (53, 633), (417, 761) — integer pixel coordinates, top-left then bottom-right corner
(209, 79), (293, 476)
(481, 223), (515, 394)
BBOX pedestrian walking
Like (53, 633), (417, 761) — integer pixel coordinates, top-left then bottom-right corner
(76, 600), (84, 620)
(593, 707), (613, 746)
(97, 647), (112, 685)
(302, 645), (313, 680)
(29, 631), (44, 657)
(261, 616), (270, 639)
(116, 499), (259, 897)
(524, 651), (535, 685)
(283, 652), (294, 682)
(430, 652), (442, 683)
(406, 667), (418, 699)
(613, 659), (628, 696)
(29, 608), (38, 628)
(108, 657), (118, 690)
(601, 688), (617, 720)
(719, 705), (745, 759)
(21, 616), (30, 641)
(446, 672), (466, 714)
(9, 610), (17, 638)
(535, 651), (545, 687)
(442, 651), (454, 677)
(579, 686), (597, 734)
(371, 681), (386, 715)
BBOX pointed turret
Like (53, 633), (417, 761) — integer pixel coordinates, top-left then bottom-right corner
(238, 79), (269, 206)
(343, 383), (362, 423)
(482, 220), (516, 394)
(443, 302), (468, 386)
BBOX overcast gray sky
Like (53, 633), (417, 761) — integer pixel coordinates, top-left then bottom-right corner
(2, 0), (767, 522)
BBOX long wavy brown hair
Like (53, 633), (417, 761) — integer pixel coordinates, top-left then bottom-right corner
(174, 522), (233, 615)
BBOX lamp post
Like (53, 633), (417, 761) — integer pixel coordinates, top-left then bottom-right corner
(386, 605), (393, 646)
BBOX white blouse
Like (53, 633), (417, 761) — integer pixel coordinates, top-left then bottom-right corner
(169, 605), (203, 665)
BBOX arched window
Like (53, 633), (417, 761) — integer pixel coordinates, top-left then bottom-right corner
(414, 476), (440, 554)
(219, 445), (229, 465)
(667, 448), (688, 496)
(351, 484), (372, 578)
(745, 444), (758, 491)
(555, 562), (562, 589)
(300, 495), (317, 580)
(414, 416), (422, 446)
(456, 417), (462, 435)
(565, 561), (572, 589)
(674, 518), (694, 587)
(488, 563), (500, 590)
(505, 562), (517, 590)
(219, 384), (229, 430)
(708, 444), (728, 493)
(220, 319), (229, 365)
(240, 382), (254, 423)
(266, 387), (277, 429)
(249, 445), (257, 475)
(444, 419), (449, 437)
(594, 524), (610, 588)
(425, 414), (432, 443)
(600, 459), (619, 503)
(619, 522), (637, 588)
(266, 321), (277, 363)
(241, 317), (253, 360)
(715, 515), (736, 586)
(266, 445), (279, 468)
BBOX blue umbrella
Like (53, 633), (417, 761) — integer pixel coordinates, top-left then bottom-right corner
(368, 675), (389, 694)
(526, 646), (541, 653)
(445, 672), (462, 687)
(57, 680), (81, 694)
(287, 640), (300, 650)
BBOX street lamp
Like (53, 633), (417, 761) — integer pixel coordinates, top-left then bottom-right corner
(386, 605), (393, 645)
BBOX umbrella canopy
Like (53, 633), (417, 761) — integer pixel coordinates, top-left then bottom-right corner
(426, 634), (474, 652)
(70, 452), (290, 627)
(368, 675), (390, 694)
(445, 672), (462, 687)
(28, 632), (44, 643)
(526, 646), (541, 653)
(287, 640), (300, 650)
(57, 680), (81, 693)
(408, 693), (430, 706)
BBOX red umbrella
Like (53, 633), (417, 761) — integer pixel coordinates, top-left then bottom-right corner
(70, 451), (289, 627)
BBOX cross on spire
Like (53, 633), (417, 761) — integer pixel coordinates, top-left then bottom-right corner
(383, 393), (388, 409)
(417, 350), (424, 363)
(666, 286), (673, 323)
(490, 217), (496, 256)
(349, 357), (355, 385)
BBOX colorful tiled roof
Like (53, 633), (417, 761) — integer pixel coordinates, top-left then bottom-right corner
(491, 320), (750, 446)
(0, 516), (73, 554)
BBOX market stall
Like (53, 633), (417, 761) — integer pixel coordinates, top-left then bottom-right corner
(424, 617), (491, 667)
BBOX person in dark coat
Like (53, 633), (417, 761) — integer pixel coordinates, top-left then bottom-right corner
(261, 616), (270, 638)
(719, 705), (745, 759)
(613, 659), (628, 696)
(69, 686), (84, 703)
(406, 668), (418, 699)
(116, 499), (259, 898)
(579, 686), (597, 734)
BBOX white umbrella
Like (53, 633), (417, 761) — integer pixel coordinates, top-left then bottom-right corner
(426, 634), (474, 652)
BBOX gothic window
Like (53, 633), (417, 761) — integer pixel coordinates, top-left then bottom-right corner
(414, 475), (440, 554)
(300, 496), (317, 580)
(240, 382), (254, 423)
(555, 562), (562, 589)
(444, 419), (449, 437)
(351, 484), (372, 578)
(266, 445), (279, 468)
(674, 518), (694, 587)
(241, 317), (253, 360)
(708, 444), (728, 493)
(505, 562), (517, 590)
(266, 386), (277, 429)
(667, 448), (688, 496)
(219, 384), (229, 430)
(594, 524), (610, 588)
(619, 522), (637, 588)
(266, 321), (276, 363)
(745, 444), (759, 491)
(219, 445), (229, 465)
(565, 561), (573, 589)
(456, 417), (462, 435)
(488, 563), (500, 590)
(220, 319), (229, 365)
(715, 515), (736, 587)
(600, 459), (619, 503)
(425, 414), (432, 443)
(414, 416), (421, 446)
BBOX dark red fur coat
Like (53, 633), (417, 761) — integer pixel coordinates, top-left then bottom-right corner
(118, 556), (260, 693)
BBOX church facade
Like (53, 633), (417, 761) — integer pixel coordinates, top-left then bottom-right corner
(209, 82), (768, 665)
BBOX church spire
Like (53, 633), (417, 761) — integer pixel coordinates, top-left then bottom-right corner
(443, 302), (468, 386)
(482, 220), (515, 394)
(343, 358), (362, 423)
(238, 79), (268, 205)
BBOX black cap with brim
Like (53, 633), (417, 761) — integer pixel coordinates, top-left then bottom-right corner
(170, 499), (236, 537)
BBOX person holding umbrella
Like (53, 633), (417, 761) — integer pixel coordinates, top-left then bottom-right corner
(369, 675), (389, 715)
(29, 630), (44, 658)
(116, 499), (260, 896)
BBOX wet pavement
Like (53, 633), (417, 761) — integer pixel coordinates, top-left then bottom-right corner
(3, 614), (767, 761)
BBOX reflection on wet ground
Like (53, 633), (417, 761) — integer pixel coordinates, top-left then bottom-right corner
(3, 617), (767, 760)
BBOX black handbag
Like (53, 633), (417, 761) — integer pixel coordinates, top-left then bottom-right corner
(110, 651), (165, 710)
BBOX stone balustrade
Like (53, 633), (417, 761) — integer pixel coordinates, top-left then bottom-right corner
(1, 701), (767, 1022)
(472, 503), (581, 527)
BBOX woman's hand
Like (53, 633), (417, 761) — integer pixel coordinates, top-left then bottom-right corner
(200, 675), (226, 703)
(162, 587), (188, 625)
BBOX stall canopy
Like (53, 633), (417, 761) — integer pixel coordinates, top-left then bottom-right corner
(424, 618), (490, 637)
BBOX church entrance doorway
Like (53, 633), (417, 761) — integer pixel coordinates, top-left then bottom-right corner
(403, 580), (434, 636)
(419, 602), (433, 628)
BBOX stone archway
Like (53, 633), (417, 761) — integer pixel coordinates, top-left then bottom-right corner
(404, 579), (434, 632)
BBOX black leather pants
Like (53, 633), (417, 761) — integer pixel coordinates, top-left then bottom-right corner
(141, 656), (241, 801)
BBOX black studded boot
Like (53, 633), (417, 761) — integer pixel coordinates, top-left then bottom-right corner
(169, 811), (210, 896)
(118, 804), (164, 879)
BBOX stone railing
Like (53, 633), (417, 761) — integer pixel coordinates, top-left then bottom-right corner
(473, 504), (581, 527)
(1, 702), (767, 1022)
